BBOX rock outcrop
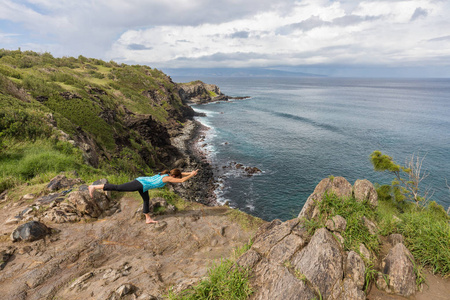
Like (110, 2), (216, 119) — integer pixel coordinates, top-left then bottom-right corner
(177, 80), (250, 105)
(235, 176), (421, 300)
(178, 81), (227, 104)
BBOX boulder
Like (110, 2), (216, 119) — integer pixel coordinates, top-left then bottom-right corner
(325, 215), (347, 233)
(251, 261), (316, 300)
(11, 221), (51, 242)
(298, 177), (352, 220)
(345, 251), (365, 290)
(388, 233), (405, 246)
(47, 174), (84, 192)
(291, 228), (343, 299)
(362, 216), (378, 235)
(66, 189), (110, 218)
(359, 243), (371, 261)
(354, 179), (378, 208)
(377, 243), (416, 297)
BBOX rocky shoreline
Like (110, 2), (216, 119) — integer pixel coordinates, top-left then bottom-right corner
(169, 119), (218, 206)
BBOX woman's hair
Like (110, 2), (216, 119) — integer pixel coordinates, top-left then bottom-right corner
(161, 168), (182, 178)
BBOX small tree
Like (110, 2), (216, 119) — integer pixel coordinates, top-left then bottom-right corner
(370, 151), (433, 206)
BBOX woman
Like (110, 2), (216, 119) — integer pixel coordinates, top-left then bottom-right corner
(88, 168), (199, 224)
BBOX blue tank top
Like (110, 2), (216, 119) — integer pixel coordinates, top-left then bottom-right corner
(136, 174), (169, 192)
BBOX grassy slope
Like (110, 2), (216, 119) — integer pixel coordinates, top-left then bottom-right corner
(0, 49), (186, 194)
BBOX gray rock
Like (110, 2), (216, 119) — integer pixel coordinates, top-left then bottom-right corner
(359, 243), (371, 261)
(47, 174), (83, 192)
(236, 249), (261, 269)
(251, 261), (316, 300)
(342, 278), (366, 300)
(298, 177), (352, 220)
(354, 179), (378, 207)
(325, 215), (347, 232)
(11, 221), (51, 242)
(67, 190), (109, 218)
(292, 228), (343, 299)
(36, 193), (64, 205)
(388, 233), (405, 246)
(345, 251), (365, 289)
(0, 246), (16, 270)
(252, 219), (300, 255)
(378, 243), (416, 296)
(267, 232), (307, 264)
(116, 283), (134, 297)
(362, 216), (378, 235)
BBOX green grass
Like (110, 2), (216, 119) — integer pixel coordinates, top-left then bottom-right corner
(166, 243), (253, 300)
(0, 139), (100, 192)
(396, 208), (450, 276)
(314, 192), (380, 255)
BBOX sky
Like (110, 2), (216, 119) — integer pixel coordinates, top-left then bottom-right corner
(1, 0), (450, 77)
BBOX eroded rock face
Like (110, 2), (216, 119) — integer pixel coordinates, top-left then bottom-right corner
(292, 228), (343, 299)
(377, 243), (416, 297)
(354, 179), (378, 208)
(11, 221), (51, 242)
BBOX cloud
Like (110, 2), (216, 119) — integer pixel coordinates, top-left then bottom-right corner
(1, 0), (449, 74)
(127, 44), (153, 51)
(410, 7), (428, 21)
(230, 31), (250, 39)
(428, 35), (450, 42)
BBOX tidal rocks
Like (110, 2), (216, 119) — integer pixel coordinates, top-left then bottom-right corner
(11, 221), (51, 242)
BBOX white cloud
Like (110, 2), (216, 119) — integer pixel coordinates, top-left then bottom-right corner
(0, 0), (449, 72)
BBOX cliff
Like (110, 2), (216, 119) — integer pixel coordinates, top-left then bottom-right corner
(0, 49), (216, 205)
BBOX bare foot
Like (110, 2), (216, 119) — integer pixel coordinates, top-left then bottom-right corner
(145, 218), (158, 224)
(88, 185), (95, 198)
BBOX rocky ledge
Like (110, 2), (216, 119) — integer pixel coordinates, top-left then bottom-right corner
(1, 174), (449, 299)
(0, 173), (262, 300)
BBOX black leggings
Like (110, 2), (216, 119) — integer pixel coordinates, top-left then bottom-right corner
(103, 180), (151, 214)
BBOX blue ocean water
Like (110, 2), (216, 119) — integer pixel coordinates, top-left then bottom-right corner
(173, 76), (450, 222)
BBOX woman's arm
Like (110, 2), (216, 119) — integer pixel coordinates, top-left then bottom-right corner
(163, 170), (199, 183)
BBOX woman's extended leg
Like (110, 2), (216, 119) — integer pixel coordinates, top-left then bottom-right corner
(139, 190), (158, 224)
(89, 180), (142, 198)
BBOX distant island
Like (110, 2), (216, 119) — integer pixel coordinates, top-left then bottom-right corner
(164, 67), (324, 78)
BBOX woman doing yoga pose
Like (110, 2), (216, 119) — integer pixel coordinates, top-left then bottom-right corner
(88, 168), (199, 224)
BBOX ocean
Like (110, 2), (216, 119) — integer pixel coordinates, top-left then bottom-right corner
(173, 76), (450, 222)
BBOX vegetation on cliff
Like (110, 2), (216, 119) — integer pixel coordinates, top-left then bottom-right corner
(0, 49), (193, 195)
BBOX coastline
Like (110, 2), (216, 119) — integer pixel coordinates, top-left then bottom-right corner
(170, 119), (218, 206)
